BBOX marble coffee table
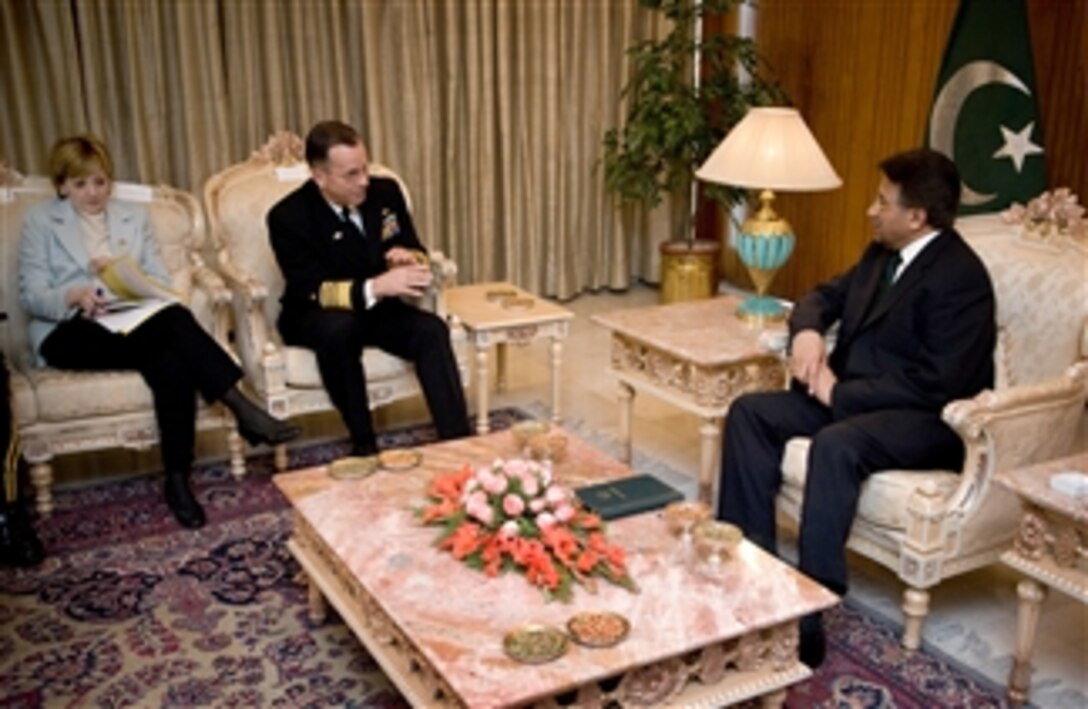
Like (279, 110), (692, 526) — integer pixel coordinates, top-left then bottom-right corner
(274, 430), (837, 708)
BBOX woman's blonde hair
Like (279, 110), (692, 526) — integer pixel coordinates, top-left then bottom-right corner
(47, 135), (114, 194)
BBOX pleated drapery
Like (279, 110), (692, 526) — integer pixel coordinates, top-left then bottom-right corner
(1, 0), (675, 297)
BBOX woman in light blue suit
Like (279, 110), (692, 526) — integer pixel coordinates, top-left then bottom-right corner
(18, 135), (299, 529)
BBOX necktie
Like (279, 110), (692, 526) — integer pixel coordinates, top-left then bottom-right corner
(341, 207), (365, 237)
(879, 251), (902, 299)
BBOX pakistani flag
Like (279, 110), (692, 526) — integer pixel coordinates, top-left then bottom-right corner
(926, 0), (1046, 215)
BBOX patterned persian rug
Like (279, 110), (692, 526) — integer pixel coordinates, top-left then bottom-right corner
(0, 409), (1012, 708)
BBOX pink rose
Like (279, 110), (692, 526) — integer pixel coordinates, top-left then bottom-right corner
(545, 485), (566, 506)
(482, 470), (509, 495)
(536, 512), (557, 529)
(554, 503), (575, 523)
(500, 520), (520, 537)
(468, 500), (494, 526)
(467, 490), (488, 510)
(503, 494), (526, 517)
(520, 473), (540, 497)
(529, 498), (547, 513)
(504, 459), (528, 477)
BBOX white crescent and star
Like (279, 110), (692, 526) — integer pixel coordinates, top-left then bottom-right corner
(928, 60), (1044, 207)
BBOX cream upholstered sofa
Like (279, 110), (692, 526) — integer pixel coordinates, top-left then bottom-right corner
(775, 211), (1088, 649)
(202, 133), (465, 471)
(0, 164), (244, 514)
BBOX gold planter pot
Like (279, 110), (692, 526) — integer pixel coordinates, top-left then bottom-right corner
(660, 239), (721, 303)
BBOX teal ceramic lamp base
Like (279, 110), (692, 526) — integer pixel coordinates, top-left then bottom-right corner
(738, 293), (786, 322)
(735, 190), (796, 325)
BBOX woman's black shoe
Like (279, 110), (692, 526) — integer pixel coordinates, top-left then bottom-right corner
(221, 387), (301, 447)
(164, 472), (206, 529)
(236, 418), (301, 447)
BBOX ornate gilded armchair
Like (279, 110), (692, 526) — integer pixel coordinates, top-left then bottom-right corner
(775, 211), (1087, 649)
(202, 133), (465, 470)
(0, 164), (242, 514)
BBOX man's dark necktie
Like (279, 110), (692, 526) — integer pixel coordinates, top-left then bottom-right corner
(341, 207), (365, 238)
(879, 250), (902, 299)
(341, 206), (382, 270)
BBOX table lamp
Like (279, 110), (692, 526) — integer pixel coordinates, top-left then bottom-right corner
(696, 107), (841, 322)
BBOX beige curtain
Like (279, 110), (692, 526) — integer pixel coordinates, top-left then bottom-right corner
(1, 0), (667, 297)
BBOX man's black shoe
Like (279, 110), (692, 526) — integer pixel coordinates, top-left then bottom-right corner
(799, 612), (826, 669)
(0, 501), (45, 568)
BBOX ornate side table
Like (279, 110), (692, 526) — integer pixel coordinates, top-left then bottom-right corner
(446, 282), (574, 434)
(593, 295), (787, 505)
(996, 451), (1088, 705)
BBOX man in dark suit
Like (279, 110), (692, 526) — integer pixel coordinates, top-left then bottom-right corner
(717, 148), (996, 667)
(267, 121), (469, 455)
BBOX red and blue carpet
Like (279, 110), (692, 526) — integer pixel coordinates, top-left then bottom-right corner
(1, 410), (1013, 707)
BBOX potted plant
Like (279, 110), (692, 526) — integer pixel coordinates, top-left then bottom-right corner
(602, 0), (785, 302)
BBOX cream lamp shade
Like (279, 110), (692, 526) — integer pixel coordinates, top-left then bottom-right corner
(696, 106), (841, 322)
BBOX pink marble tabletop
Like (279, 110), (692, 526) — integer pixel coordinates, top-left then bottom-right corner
(275, 430), (838, 708)
(997, 451), (1088, 524)
(591, 295), (787, 367)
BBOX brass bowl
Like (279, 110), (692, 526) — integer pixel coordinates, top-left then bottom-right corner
(661, 501), (711, 536)
(327, 455), (379, 480)
(526, 432), (568, 462)
(692, 520), (743, 562)
(510, 420), (551, 450)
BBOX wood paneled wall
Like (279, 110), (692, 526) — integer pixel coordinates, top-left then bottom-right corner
(701, 0), (1087, 301)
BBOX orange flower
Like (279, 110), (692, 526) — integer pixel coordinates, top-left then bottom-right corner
(428, 464), (474, 501)
(421, 498), (459, 523)
(439, 522), (485, 560)
(541, 525), (579, 565)
(575, 548), (600, 573)
(525, 551), (561, 590)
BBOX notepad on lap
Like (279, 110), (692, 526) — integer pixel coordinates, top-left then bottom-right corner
(575, 474), (684, 520)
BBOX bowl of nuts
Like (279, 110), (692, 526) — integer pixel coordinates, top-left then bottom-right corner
(692, 520), (743, 567)
(662, 501), (711, 537)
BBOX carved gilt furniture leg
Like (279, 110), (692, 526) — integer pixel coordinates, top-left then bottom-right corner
(549, 337), (563, 424)
(699, 417), (722, 506)
(761, 688), (787, 708)
(618, 381), (634, 464)
(495, 341), (508, 393)
(1008, 578), (1046, 705)
(29, 461), (53, 516)
(306, 573), (328, 624)
(474, 338), (491, 435)
(901, 587), (930, 650)
(228, 428), (246, 479)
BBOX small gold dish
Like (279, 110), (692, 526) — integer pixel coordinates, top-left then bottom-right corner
(662, 501), (711, 537)
(378, 448), (422, 471)
(501, 296), (535, 310)
(327, 456), (379, 480)
(510, 420), (551, 449)
(566, 611), (630, 648)
(526, 431), (568, 462)
(485, 288), (519, 302)
(692, 520), (743, 562)
(503, 624), (568, 664)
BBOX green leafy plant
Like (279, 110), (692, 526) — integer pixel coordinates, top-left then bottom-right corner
(602, 0), (786, 244)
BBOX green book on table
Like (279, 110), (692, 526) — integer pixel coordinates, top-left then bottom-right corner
(575, 474), (684, 520)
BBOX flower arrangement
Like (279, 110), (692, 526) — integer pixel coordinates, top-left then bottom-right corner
(1002, 187), (1085, 242)
(418, 458), (638, 602)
